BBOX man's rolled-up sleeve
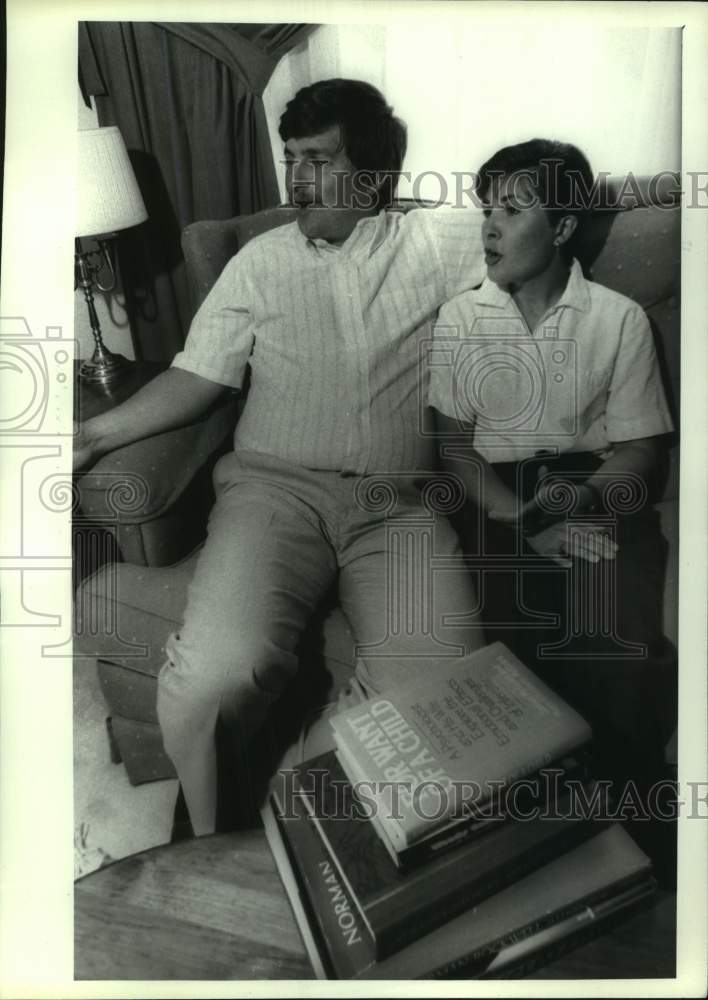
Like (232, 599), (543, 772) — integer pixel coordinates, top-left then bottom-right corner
(171, 254), (255, 389)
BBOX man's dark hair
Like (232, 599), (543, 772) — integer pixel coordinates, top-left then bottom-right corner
(477, 139), (596, 249)
(279, 78), (407, 211)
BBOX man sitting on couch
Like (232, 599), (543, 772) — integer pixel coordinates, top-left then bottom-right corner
(75, 78), (497, 836)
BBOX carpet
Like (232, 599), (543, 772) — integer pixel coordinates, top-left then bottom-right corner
(73, 656), (179, 878)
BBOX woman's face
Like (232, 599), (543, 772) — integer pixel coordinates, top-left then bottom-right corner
(481, 172), (559, 290)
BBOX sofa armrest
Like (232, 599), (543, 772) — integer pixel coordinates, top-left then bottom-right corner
(77, 394), (238, 564)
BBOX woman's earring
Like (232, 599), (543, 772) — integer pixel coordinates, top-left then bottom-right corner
(553, 237), (562, 248)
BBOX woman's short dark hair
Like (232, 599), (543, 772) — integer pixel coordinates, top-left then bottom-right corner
(279, 78), (407, 211)
(477, 139), (595, 236)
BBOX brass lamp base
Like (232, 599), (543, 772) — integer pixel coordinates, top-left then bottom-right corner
(79, 345), (134, 386)
(76, 237), (135, 387)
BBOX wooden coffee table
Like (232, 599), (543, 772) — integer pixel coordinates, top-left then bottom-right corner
(74, 828), (676, 981)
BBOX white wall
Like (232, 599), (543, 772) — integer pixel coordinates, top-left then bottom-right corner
(76, 88), (134, 360)
(264, 22), (681, 204)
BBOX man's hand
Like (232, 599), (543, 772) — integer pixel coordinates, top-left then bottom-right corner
(73, 423), (100, 472)
(70, 368), (229, 476)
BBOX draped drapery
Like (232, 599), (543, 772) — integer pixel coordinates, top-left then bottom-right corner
(79, 22), (315, 360)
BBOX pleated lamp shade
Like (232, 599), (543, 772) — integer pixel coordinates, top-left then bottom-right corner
(77, 126), (148, 238)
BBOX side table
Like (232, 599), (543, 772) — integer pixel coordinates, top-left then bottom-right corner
(74, 360), (167, 423)
(74, 828), (677, 981)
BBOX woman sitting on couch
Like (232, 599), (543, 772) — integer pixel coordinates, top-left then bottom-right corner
(429, 138), (676, 843)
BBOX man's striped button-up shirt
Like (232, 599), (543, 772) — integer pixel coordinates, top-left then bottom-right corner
(171, 207), (485, 475)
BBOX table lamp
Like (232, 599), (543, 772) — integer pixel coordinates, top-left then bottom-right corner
(76, 126), (148, 384)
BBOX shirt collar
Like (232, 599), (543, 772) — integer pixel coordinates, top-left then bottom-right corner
(474, 258), (592, 313)
(301, 210), (391, 259)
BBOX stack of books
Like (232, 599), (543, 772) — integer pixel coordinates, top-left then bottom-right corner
(262, 641), (656, 979)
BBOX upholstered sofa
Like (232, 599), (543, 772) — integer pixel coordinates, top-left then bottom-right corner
(74, 177), (680, 795)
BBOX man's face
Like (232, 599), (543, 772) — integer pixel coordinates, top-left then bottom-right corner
(284, 126), (377, 243)
(481, 173), (558, 290)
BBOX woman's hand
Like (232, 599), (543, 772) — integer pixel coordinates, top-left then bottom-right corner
(490, 489), (618, 566)
(524, 520), (618, 567)
(489, 491), (555, 535)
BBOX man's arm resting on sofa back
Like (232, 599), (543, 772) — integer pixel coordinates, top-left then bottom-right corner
(74, 367), (231, 471)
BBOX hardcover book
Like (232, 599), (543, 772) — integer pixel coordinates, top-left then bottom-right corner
(329, 641), (592, 857)
(262, 792), (655, 981)
(280, 752), (600, 959)
(333, 746), (589, 868)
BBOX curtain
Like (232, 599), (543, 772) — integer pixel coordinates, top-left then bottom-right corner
(79, 22), (315, 361)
